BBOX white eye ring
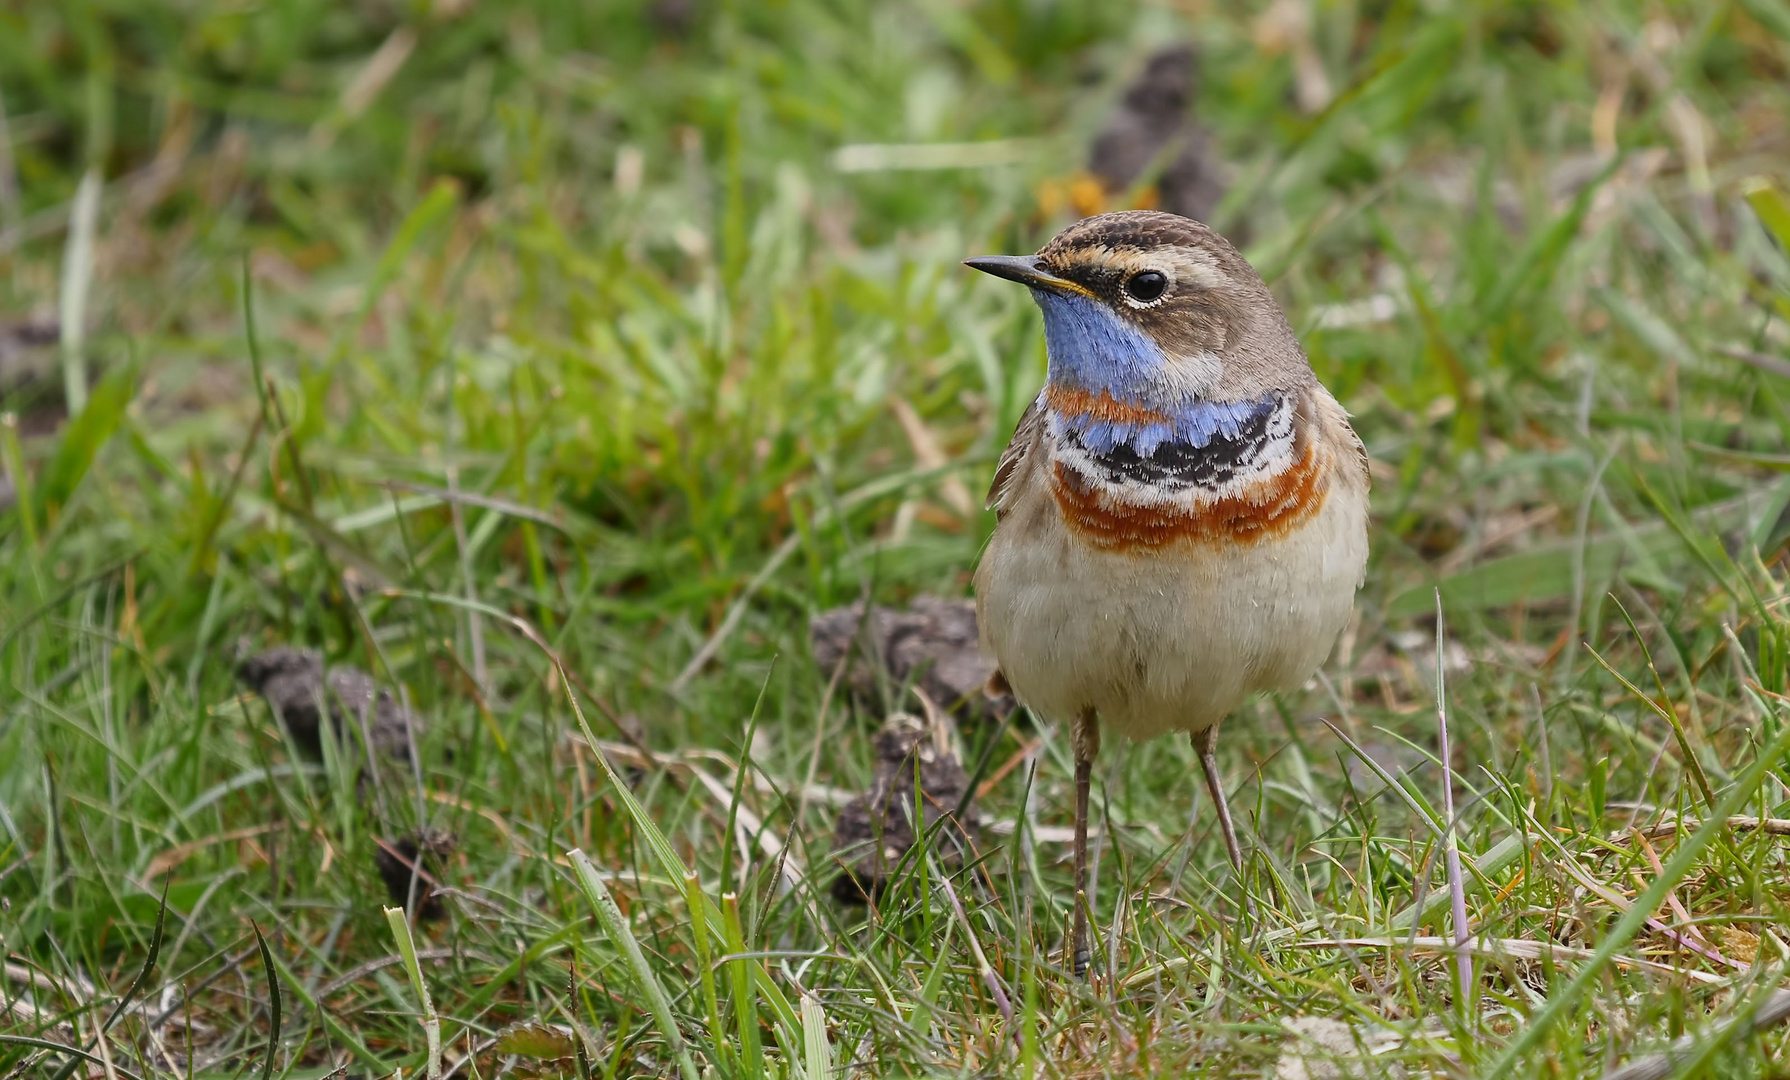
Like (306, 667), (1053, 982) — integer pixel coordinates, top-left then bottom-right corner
(1122, 269), (1171, 307)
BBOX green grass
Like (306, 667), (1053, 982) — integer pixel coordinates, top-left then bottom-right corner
(4, 0), (1790, 1076)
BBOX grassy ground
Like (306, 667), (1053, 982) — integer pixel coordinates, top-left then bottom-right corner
(4, 0), (1790, 1076)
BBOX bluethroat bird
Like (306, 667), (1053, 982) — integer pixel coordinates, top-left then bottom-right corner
(965, 211), (1369, 974)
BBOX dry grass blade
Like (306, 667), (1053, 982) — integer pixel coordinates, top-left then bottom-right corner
(1600, 985), (1790, 1080)
(0, 1036), (146, 1080)
(1622, 814), (1790, 840)
(1433, 592), (1473, 1006)
(1484, 719), (1790, 1071)
(933, 858), (1016, 1044)
(7, 5), (1790, 1077)
(314, 948), (471, 1000)
(1297, 937), (1726, 985)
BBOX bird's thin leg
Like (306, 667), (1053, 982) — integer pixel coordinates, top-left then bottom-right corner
(1070, 708), (1100, 979)
(1194, 723), (1246, 875)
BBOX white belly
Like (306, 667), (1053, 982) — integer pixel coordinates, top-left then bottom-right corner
(974, 481), (1367, 741)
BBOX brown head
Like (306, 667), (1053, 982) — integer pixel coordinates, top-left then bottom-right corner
(966, 210), (1309, 404)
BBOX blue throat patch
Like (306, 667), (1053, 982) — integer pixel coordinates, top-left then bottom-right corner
(1032, 289), (1165, 398)
(1032, 288), (1275, 458)
(1055, 397), (1278, 458)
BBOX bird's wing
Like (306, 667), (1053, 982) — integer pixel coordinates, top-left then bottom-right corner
(1308, 384), (1370, 494)
(987, 393), (1046, 519)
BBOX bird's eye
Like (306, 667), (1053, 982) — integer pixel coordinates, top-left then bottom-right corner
(1125, 271), (1168, 302)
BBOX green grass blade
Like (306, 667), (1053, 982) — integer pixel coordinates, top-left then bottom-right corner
(722, 891), (765, 1080)
(0, 1037), (145, 1080)
(1483, 716), (1790, 1073)
(1386, 833), (1528, 932)
(1744, 176), (1790, 251)
(1386, 485), (1785, 617)
(567, 850), (700, 1080)
(801, 991), (833, 1080)
(98, 876), (167, 1035)
(684, 870), (728, 1076)
(35, 360), (135, 525)
(384, 906), (443, 1080)
(550, 654), (803, 1039)
(0, 413), (38, 550)
(252, 921), (282, 1080)
(335, 178), (460, 367)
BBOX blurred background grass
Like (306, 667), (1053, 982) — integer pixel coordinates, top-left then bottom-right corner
(4, 0), (1790, 1076)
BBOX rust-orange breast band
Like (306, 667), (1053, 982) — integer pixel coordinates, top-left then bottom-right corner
(1050, 439), (1332, 552)
(1043, 383), (1172, 427)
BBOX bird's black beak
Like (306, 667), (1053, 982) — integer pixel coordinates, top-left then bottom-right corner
(963, 255), (1080, 294)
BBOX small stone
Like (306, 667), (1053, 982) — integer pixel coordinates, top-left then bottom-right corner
(1273, 1016), (1403, 1080)
(831, 714), (977, 903)
(236, 646), (421, 762)
(373, 828), (457, 921)
(809, 596), (1013, 722)
(0, 315), (58, 392)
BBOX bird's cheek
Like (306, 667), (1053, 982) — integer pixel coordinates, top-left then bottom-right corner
(1154, 300), (1245, 356)
(1145, 351), (1224, 401)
